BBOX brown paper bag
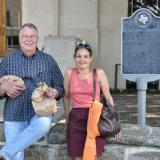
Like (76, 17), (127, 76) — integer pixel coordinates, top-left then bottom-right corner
(31, 82), (57, 116)
(0, 75), (25, 98)
(0, 75), (24, 85)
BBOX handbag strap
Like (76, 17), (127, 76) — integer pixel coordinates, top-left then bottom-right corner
(93, 69), (97, 101)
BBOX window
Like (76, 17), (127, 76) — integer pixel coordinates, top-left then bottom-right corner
(6, 0), (21, 49)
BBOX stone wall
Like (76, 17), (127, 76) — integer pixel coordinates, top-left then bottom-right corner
(0, 123), (159, 160)
(1, 94), (160, 159)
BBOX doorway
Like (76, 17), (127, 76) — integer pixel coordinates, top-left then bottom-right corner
(0, 0), (21, 56)
(0, 0), (6, 56)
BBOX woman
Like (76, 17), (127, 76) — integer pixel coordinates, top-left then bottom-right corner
(63, 43), (114, 160)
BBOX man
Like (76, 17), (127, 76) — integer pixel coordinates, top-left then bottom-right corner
(0, 23), (64, 160)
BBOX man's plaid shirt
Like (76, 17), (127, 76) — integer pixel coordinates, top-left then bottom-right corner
(0, 49), (64, 121)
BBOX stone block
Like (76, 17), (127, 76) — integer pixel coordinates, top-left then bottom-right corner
(47, 122), (66, 144)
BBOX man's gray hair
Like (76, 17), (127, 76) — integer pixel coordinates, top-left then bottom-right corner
(21, 23), (38, 32)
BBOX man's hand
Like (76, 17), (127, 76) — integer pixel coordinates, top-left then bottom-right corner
(1, 78), (26, 98)
(45, 87), (59, 99)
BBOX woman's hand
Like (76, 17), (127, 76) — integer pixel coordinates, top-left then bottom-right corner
(114, 132), (121, 141)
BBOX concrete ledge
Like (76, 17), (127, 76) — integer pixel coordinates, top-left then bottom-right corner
(1, 123), (160, 159)
(24, 143), (160, 160)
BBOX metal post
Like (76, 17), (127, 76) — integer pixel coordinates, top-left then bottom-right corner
(114, 64), (120, 90)
(137, 79), (147, 125)
(137, 89), (146, 124)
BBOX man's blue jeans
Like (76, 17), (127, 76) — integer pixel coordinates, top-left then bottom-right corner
(0, 115), (52, 160)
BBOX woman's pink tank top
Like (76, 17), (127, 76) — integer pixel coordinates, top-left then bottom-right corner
(69, 68), (100, 108)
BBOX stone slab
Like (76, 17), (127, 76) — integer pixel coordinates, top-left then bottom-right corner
(44, 36), (78, 75)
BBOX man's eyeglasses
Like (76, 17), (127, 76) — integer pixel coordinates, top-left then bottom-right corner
(21, 35), (37, 39)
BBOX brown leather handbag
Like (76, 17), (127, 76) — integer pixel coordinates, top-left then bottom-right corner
(93, 69), (121, 138)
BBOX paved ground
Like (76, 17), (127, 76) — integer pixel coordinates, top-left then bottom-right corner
(113, 93), (160, 127)
(51, 93), (160, 127)
(0, 94), (160, 127)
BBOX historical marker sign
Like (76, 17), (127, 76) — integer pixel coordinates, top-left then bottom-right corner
(121, 8), (160, 125)
(122, 8), (160, 77)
